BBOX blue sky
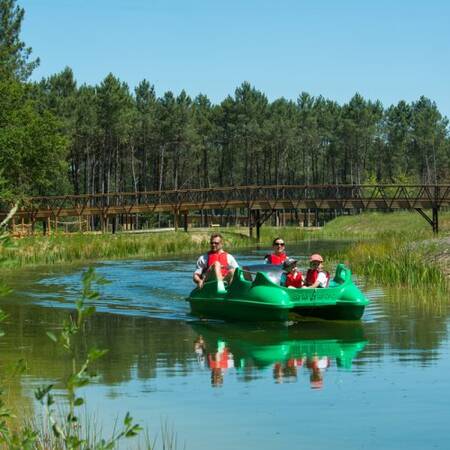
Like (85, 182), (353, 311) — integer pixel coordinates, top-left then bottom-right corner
(20, 0), (450, 117)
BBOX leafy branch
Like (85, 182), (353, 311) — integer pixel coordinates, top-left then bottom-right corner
(35, 267), (142, 448)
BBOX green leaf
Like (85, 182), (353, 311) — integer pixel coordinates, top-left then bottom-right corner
(51, 423), (61, 438)
(67, 412), (78, 422)
(123, 412), (132, 427)
(34, 384), (53, 401)
(74, 397), (84, 406)
(46, 331), (57, 342)
(88, 347), (108, 361)
(84, 305), (96, 318)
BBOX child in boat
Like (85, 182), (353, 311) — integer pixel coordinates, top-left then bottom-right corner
(280, 258), (303, 288)
(304, 254), (330, 288)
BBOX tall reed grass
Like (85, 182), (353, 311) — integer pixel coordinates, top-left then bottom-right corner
(328, 232), (449, 292)
(0, 230), (249, 269)
(0, 226), (318, 270)
(17, 409), (183, 449)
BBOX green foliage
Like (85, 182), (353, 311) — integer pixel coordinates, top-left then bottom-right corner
(0, 229), (251, 268)
(330, 236), (449, 292)
(1, 219), (142, 447)
(320, 211), (450, 292)
(0, 210), (36, 448)
(0, 77), (69, 197)
(32, 267), (142, 448)
(0, 0), (39, 80)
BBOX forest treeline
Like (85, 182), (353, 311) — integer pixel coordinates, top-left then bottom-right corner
(1, 0), (449, 202)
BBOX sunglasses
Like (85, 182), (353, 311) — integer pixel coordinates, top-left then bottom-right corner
(210, 241), (221, 245)
(274, 242), (285, 246)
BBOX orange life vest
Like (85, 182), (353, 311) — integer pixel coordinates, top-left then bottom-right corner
(208, 348), (232, 369)
(207, 251), (229, 277)
(266, 253), (287, 265)
(285, 271), (303, 288)
(305, 269), (330, 287)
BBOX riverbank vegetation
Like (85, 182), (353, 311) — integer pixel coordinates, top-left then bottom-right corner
(322, 211), (450, 292)
(0, 219), (320, 269)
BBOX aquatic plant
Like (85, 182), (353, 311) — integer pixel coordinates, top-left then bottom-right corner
(33, 267), (142, 448)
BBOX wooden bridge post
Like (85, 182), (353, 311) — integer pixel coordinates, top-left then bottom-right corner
(433, 207), (439, 234)
(173, 209), (179, 231)
(248, 209), (254, 238)
(256, 209), (261, 242)
(183, 211), (188, 232)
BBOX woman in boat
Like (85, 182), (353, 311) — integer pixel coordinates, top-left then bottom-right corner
(193, 233), (239, 292)
(304, 254), (330, 288)
(280, 258), (303, 288)
(264, 237), (288, 264)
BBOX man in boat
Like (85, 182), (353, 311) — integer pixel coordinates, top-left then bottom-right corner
(304, 254), (330, 288)
(264, 237), (288, 264)
(280, 258), (303, 288)
(193, 233), (239, 292)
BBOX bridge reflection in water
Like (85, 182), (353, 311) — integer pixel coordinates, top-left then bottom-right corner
(191, 321), (368, 388)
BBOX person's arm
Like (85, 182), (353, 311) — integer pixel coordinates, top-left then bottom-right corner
(316, 271), (328, 288)
(193, 255), (207, 288)
(227, 254), (239, 270)
(225, 254), (238, 282)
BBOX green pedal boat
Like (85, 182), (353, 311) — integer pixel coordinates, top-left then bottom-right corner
(187, 263), (370, 322)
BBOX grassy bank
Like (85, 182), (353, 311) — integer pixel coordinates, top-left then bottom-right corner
(0, 226), (320, 270)
(321, 211), (450, 292)
(320, 210), (450, 238)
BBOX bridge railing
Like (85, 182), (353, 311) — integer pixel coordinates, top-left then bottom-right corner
(1, 184), (450, 215)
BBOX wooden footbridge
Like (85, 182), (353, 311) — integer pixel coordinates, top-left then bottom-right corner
(1, 184), (449, 236)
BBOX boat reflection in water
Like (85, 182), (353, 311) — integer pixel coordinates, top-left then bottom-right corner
(191, 321), (367, 388)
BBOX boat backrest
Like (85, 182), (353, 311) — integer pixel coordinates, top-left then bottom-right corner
(333, 263), (351, 284)
(252, 271), (280, 287)
(242, 264), (283, 284)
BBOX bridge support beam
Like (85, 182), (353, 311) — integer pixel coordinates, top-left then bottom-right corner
(415, 208), (439, 234)
(256, 210), (261, 242)
(248, 209), (253, 238)
(183, 211), (188, 232)
(173, 209), (179, 231)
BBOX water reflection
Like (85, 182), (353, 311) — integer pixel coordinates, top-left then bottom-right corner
(191, 321), (368, 388)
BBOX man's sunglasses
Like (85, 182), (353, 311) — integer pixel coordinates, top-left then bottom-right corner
(210, 241), (221, 245)
(274, 242), (285, 246)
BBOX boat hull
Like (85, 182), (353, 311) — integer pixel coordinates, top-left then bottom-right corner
(290, 303), (366, 321)
(189, 297), (291, 322)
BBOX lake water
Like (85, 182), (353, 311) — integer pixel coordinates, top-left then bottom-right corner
(1, 242), (449, 449)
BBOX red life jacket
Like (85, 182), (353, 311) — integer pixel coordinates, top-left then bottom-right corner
(285, 271), (303, 288)
(305, 269), (330, 287)
(208, 348), (231, 369)
(266, 253), (287, 265)
(207, 251), (229, 277)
